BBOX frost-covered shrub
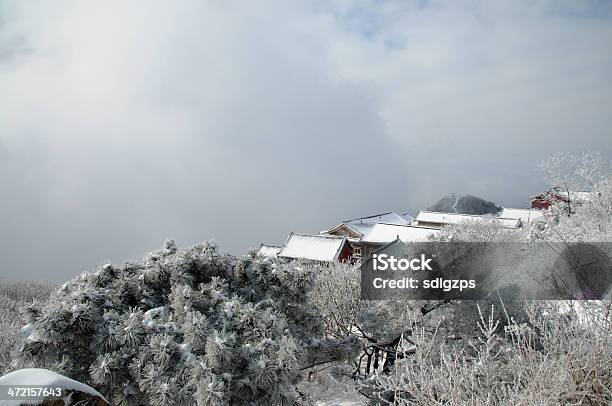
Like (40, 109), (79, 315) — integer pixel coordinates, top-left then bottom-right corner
(0, 281), (54, 374)
(18, 241), (357, 405)
(307, 261), (458, 379)
(365, 302), (612, 405)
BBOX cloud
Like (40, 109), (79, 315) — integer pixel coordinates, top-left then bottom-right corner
(0, 0), (611, 280)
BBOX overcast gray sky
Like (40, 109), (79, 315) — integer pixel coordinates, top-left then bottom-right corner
(1, 0), (611, 281)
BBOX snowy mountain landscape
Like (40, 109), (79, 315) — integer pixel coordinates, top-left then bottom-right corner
(0, 153), (610, 405)
(2, 1), (612, 404)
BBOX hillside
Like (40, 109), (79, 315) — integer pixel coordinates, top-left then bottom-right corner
(428, 193), (502, 215)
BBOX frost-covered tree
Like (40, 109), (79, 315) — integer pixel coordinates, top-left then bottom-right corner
(529, 179), (612, 243)
(431, 217), (527, 243)
(17, 241), (358, 405)
(537, 151), (611, 214)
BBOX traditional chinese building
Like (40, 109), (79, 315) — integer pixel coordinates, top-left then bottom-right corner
(530, 188), (592, 210)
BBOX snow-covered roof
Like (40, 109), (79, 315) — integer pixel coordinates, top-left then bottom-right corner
(0, 368), (107, 405)
(401, 211), (415, 222)
(320, 222), (373, 238)
(346, 222), (375, 235)
(322, 211), (416, 239)
(499, 208), (544, 224)
(414, 211), (521, 229)
(257, 244), (281, 258)
(360, 223), (439, 244)
(278, 233), (348, 262)
(345, 211), (410, 226)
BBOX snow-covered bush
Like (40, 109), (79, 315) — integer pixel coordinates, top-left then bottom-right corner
(307, 261), (457, 379)
(0, 281), (54, 375)
(17, 241), (357, 405)
(365, 302), (611, 405)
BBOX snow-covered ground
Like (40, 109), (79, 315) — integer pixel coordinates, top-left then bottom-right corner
(310, 379), (365, 406)
(316, 394), (364, 406)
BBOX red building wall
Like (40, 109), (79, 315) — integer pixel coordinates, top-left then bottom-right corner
(530, 192), (569, 209)
(337, 242), (354, 263)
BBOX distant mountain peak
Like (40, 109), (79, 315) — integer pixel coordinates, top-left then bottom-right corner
(428, 194), (501, 215)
